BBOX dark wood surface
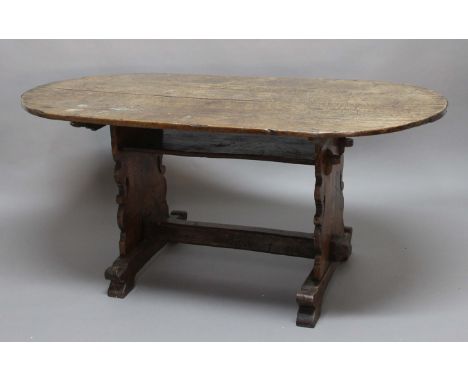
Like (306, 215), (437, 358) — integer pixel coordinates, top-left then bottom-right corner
(113, 126), (316, 165)
(296, 138), (352, 327)
(105, 126), (169, 298)
(161, 215), (316, 258)
(101, 125), (355, 327)
(21, 74), (448, 328)
(158, 129), (317, 164)
(21, 73), (447, 138)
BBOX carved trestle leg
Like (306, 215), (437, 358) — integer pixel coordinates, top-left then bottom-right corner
(296, 138), (353, 327)
(103, 125), (353, 327)
(105, 126), (169, 298)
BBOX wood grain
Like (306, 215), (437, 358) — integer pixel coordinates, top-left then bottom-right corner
(105, 126), (169, 297)
(21, 74), (447, 138)
(296, 138), (352, 328)
(112, 125), (317, 165)
(161, 215), (316, 258)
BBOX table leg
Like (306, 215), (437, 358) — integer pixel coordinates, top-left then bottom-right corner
(105, 126), (169, 298)
(103, 127), (352, 328)
(296, 138), (353, 327)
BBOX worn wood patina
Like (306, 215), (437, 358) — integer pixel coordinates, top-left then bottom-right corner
(21, 74), (447, 328)
(21, 73), (447, 138)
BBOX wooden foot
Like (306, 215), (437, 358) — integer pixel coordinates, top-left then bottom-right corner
(296, 262), (338, 328)
(107, 278), (135, 298)
(105, 238), (167, 298)
(296, 227), (352, 327)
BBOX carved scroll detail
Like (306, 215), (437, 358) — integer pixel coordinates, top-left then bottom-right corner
(312, 140), (346, 280)
(296, 138), (353, 327)
(105, 126), (169, 297)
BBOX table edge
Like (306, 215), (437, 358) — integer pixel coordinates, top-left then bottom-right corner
(20, 99), (447, 139)
(20, 75), (449, 139)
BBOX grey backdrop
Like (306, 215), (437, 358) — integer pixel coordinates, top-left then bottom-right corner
(1, 40), (467, 341)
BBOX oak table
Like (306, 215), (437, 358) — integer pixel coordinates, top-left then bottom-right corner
(21, 74), (447, 327)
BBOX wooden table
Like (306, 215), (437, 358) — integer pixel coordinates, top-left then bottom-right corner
(21, 74), (447, 327)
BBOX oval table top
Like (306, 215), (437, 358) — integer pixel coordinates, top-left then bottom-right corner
(21, 73), (447, 138)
